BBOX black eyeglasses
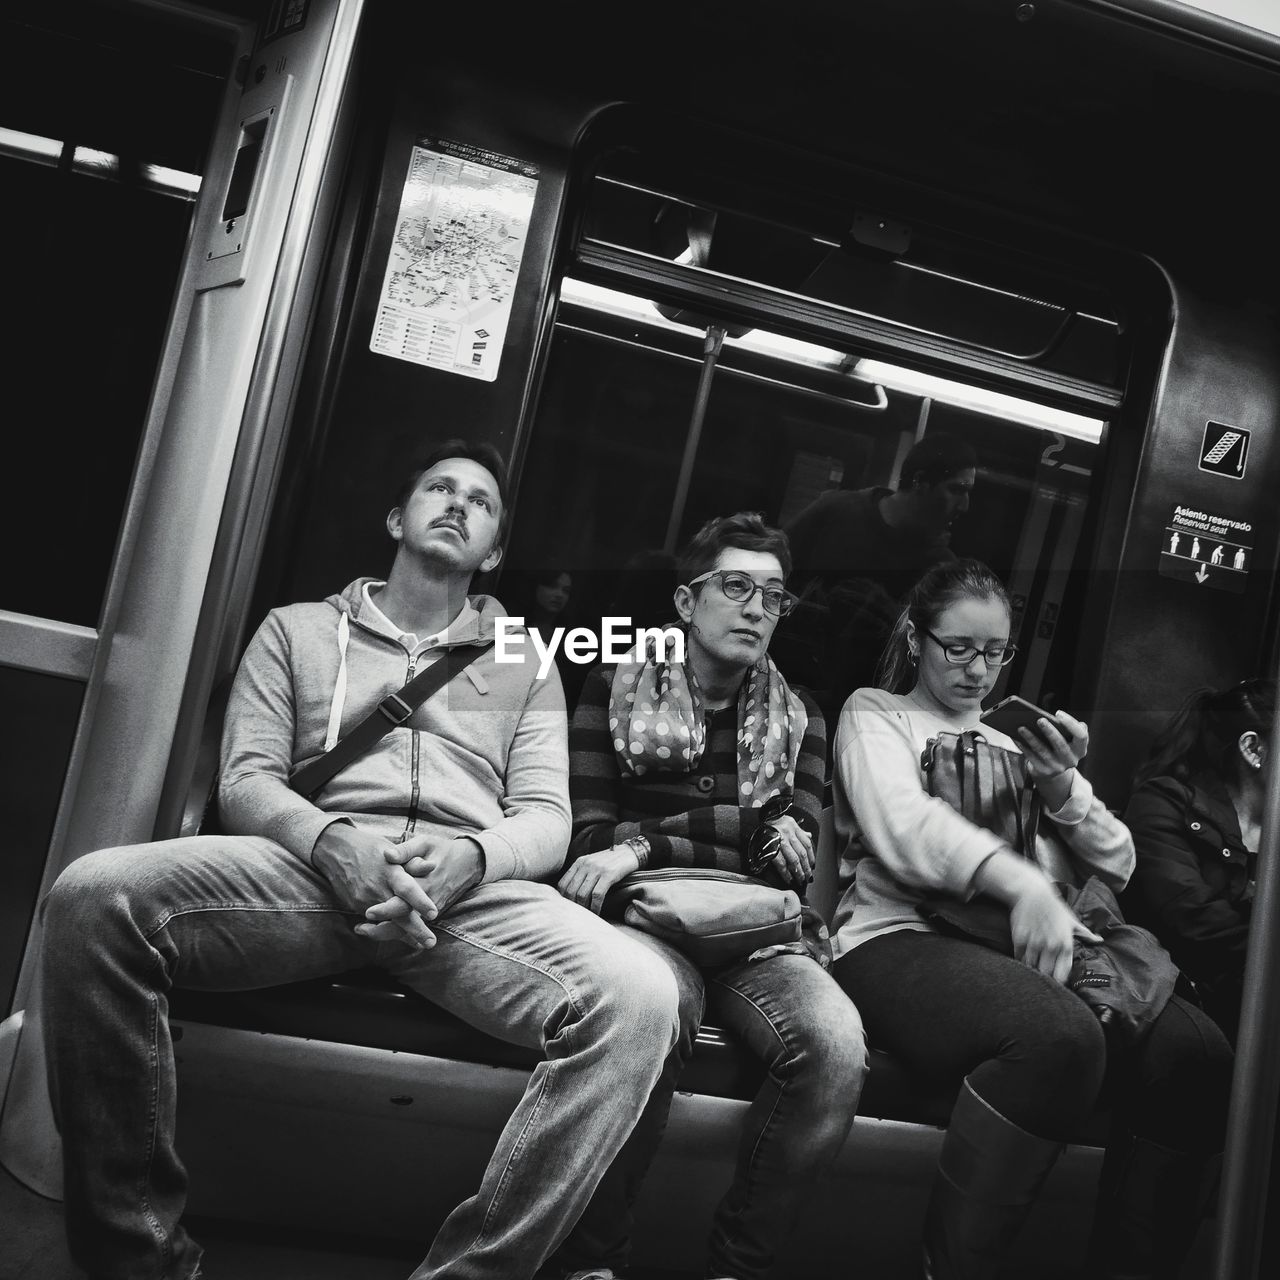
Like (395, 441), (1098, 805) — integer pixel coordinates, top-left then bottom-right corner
(920, 626), (1018, 667)
(688, 570), (798, 618)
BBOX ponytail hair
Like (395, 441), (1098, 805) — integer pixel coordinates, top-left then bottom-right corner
(1134, 678), (1275, 788)
(876, 558), (1012, 694)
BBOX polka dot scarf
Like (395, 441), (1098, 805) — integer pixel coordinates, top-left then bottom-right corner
(608, 646), (807, 805)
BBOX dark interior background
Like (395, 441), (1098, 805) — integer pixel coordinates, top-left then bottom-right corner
(4, 0), (1280, 1007)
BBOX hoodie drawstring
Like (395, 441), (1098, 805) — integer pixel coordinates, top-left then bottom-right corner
(324, 611), (350, 752)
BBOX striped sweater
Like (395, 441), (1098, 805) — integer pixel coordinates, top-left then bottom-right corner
(568, 663), (830, 960)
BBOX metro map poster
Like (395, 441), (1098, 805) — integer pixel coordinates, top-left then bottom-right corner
(370, 138), (539, 382)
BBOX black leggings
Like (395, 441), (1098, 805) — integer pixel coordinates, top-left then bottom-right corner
(833, 930), (1232, 1152)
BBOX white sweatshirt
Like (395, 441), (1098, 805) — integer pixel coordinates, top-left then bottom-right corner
(829, 687), (1135, 961)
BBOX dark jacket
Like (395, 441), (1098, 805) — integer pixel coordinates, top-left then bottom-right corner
(1122, 772), (1254, 1042)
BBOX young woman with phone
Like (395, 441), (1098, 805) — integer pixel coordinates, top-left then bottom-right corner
(827, 558), (1232, 1280)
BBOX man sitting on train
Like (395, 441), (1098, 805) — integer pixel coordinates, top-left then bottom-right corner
(38, 438), (685, 1280)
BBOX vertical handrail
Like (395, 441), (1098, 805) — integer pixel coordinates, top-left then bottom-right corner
(663, 323), (726, 554)
(1212, 658), (1280, 1278)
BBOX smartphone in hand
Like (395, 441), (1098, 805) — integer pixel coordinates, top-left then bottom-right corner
(979, 695), (1069, 743)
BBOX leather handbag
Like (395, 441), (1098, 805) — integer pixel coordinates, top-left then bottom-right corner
(916, 730), (1178, 1048)
(604, 868), (803, 967)
(920, 729), (1041, 855)
(916, 729), (1041, 935)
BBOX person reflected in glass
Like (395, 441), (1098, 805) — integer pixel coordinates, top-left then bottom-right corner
(829, 558), (1232, 1280)
(783, 432), (978, 727)
(549, 512), (867, 1280)
(530, 568), (573, 630)
(502, 567), (583, 702)
(1123, 678), (1274, 1046)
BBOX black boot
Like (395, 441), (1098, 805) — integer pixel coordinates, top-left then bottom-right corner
(1086, 1131), (1216, 1279)
(923, 1080), (1064, 1279)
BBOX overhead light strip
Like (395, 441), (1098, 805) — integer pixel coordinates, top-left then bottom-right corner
(0, 126), (202, 201)
(0, 126), (61, 166)
(559, 277), (1106, 443)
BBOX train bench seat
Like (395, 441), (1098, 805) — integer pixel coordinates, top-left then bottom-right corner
(168, 666), (1119, 1141)
(150, 763), (1113, 1271)
(170, 965), (964, 1129)
(167, 798), (1109, 1146)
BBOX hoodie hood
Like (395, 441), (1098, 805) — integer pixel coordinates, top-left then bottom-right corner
(316, 578), (510, 753)
(327, 577), (507, 646)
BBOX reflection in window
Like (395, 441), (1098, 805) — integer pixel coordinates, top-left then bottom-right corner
(508, 279), (1106, 721)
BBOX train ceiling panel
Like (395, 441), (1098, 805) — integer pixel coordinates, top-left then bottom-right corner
(361, 0), (1280, 284)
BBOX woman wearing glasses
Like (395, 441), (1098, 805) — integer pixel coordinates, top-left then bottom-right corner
(553, 512), (866, 1280)
(828, 559), (1231, 1280)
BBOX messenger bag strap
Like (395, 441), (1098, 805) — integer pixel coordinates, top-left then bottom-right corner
(289, 639), (494, 801)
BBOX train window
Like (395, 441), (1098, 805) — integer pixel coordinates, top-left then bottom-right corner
(506, 275), (1108, 718)
(499, 109), (1142, 718)
(0, 2), (231, 628)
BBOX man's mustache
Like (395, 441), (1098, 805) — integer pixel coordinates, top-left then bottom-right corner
(431, 514), (469, 540)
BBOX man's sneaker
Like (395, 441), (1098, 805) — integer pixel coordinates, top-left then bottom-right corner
(563, 1270), (619, 1280)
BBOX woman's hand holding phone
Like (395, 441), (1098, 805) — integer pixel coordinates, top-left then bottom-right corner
(1018, 709), (1088, 809)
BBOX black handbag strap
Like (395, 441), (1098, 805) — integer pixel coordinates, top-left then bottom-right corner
(289, 639), (494, 801)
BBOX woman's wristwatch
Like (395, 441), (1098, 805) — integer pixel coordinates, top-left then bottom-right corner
(624, 834), (651, 868)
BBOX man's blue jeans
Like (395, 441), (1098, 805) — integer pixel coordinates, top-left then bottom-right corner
(39, 837), (683, 1280)
(558, 942), (867, 1280)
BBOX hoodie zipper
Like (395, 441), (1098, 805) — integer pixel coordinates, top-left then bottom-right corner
(339, 594), (485, 841)
(402, 652), (421, 842)
(336, 609), (424, 844)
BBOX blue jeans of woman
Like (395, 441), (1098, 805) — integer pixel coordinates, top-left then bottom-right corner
(558, 944), (867, 1280)
(38, 836), (685, 1280)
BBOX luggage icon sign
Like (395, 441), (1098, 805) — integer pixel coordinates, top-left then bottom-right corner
(1199, 422), (1249, 477)
(1202, 431), (1240, 465)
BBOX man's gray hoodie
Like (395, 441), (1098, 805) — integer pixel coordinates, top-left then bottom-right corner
(218, 578), (570, 883)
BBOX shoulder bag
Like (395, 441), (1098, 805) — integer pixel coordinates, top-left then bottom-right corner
(200, 640), (494, 834)
(921, 729), (1042, 854)
(604, 867), (802, 968)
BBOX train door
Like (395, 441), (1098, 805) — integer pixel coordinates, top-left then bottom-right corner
(0, 0), (364, 1185)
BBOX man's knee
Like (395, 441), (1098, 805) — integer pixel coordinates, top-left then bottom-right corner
(612, 926), (704, 1056)
(43, 847), (135, 938)
(42, 841), (201, 954)
(584, 939), (684, 1059)
(660, 951), (704, 1061)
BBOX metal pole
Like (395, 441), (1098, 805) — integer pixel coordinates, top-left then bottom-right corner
(663, 323), (726, 555)
(1213, 655), (1280, 1278)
